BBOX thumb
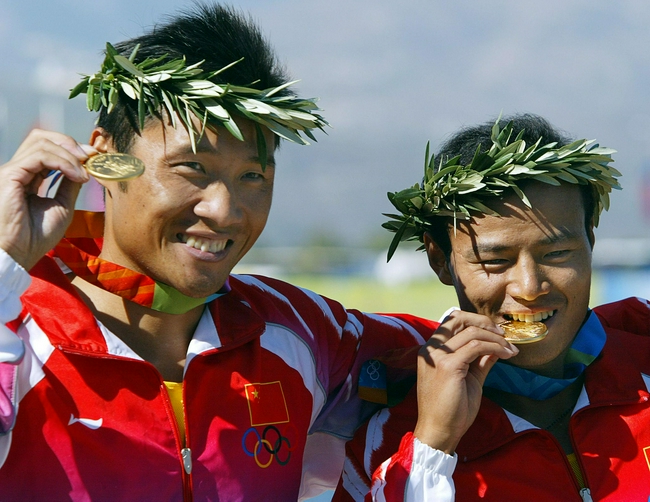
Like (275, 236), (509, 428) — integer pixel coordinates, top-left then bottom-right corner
(472, 353), (500, 386)
(54, 176), (84, 215)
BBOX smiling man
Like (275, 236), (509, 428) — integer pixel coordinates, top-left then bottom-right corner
(93, 123), (275, 300)
(0, 5), (433, 500)
(335, 114), (650, 501)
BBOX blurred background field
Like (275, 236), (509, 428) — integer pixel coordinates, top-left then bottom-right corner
(271, 274), (459, 320)
(234, 244), (647, 320)
(259, 274), (602, 321)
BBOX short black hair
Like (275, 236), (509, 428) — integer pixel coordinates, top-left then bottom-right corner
(427, 114), (596, 258)
(97, 3), (291, 152)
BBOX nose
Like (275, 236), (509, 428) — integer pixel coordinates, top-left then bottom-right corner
(193, 181), (243, 227)
(506, 255), (551, 302)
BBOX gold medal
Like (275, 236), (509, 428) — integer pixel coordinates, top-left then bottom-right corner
(500, 320), (548, 344)
(84, 153), (145, 181)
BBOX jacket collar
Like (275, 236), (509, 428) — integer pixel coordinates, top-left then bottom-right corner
(21, 256), (265, 357)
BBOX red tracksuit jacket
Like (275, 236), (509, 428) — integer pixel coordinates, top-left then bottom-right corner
(0, 256), (433, 501)
(337, 297), (650, 501)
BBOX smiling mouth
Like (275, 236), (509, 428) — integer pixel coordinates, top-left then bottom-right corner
(178, 233), (231, 254)
(503, 310), (556, 323)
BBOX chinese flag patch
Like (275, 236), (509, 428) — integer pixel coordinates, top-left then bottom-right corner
(245, 381), (290, 426)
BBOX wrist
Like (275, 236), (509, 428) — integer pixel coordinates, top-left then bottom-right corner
(0, 240), (27, 270)
(413, 422), (461, 455)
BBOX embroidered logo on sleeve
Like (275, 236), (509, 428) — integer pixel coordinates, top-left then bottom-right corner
(359, 359), (388, 404)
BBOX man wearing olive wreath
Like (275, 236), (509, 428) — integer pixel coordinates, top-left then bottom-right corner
(335, 114), (650, 501)
(0, 4), (433, 500)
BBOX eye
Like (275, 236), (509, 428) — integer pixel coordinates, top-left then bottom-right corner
(180, 162), (205, 173)
(169, 161), (206, 174)
(241, 171), (265, 181)
(480, 259), (509, 266)
(544, 249), (571, 260)
(475, 258), (511, 273)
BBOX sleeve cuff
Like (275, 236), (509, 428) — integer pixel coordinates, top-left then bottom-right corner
(0, 248), (31, 324)
(0, 249), (32, 324)
(0, 248), (29, 364)
(412, 437), (458, 476)
(395, 435), (457, 501)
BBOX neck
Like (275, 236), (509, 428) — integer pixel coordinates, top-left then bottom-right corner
(484, 374), (584, 453)
(511, 343), (573, 379)
(72, 274), (204, 382)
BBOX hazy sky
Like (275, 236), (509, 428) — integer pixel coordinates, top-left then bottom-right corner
(1, 0), (649, 246)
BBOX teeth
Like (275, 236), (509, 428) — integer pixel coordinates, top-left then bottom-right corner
(181, 235), (227, 254)
(509, 310), (554, 322)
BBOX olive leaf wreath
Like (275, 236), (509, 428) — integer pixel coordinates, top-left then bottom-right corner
(383, 118), (621, 261)
(70, 43), (329, 170)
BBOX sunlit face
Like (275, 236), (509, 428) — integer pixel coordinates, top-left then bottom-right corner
(426, 182), (594, 372)
(94, 118), (275, 298)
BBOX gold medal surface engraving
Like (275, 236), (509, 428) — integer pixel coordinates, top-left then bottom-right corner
(84, 153), (145, 181)
(500, 320), (548, 344)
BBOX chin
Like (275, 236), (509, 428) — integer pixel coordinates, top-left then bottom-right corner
(509, 347), (566, 376)
(176, 277), (227, 298)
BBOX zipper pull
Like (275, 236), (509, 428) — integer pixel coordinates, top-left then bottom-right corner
(181, 447), (192, 475)
(579, 488), (592, 502)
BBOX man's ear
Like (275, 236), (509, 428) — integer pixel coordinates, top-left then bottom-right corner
(89, 128), (112, 153)
(424, 232), (454, 285)
(88, 128), (114, 192)
(587, 224), (596, 250)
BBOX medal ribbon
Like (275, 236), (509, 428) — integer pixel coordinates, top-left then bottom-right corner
(52, 211), (227, 314)
(483, 311), (606, 400)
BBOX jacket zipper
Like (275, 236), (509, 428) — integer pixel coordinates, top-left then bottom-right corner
(161, 378), (193, 502)
(515, 421), (589, 500)
(180, 380), (193, 502)
(62, 350), (195, 501)
(181, 447), (192, 474)
(567, 409), (591, 502)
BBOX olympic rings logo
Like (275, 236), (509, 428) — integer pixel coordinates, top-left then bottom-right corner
(365, 359), (382, 381)
(241, 424), (298, 468)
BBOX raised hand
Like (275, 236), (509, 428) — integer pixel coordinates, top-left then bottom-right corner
(413, 310), (518, 454)
(0, 129), (93, 270)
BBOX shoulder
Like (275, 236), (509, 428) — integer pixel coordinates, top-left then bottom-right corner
(594, 297), (650, 337)
(228, 273), (315, 299)
(226, 273), (349, 321)
(224, 274), (435, 342)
